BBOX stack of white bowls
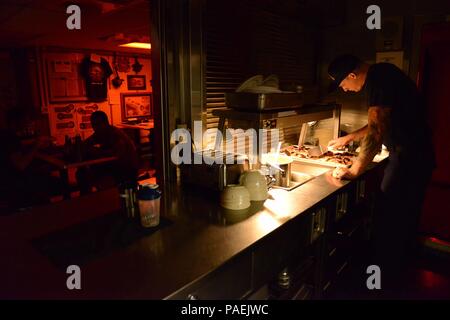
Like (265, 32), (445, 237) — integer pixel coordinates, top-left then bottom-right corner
(220, 185), (251, 212)
(220, 170), (268, 213)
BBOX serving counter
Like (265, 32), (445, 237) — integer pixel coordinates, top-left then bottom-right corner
(0, 158), (386, 299)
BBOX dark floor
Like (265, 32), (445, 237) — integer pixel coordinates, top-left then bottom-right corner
(324, 247), (450, 300)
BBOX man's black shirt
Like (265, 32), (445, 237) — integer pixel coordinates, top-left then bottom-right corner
(364, 63), (434, 168)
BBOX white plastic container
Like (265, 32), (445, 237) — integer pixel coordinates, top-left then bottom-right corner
(137, 184), (161, 227)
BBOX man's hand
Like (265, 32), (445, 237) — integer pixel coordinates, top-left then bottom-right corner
(332, 166), (360, 180)
(328, 135), (353, 150)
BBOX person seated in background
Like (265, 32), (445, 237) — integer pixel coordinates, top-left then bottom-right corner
(0, 109), (61, 212)
(76, 111), (139, 194)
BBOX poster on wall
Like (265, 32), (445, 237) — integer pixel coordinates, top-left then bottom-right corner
(45, 53), (88, 104)
(50, 104), (76, 143)
(49, 102), (111, 145)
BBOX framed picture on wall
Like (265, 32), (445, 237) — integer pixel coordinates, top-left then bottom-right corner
(127, 75), (146, 90)
(121, 92), (152, 121)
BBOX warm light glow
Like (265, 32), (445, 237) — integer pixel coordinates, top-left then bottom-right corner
(119, 42), (151, 50)
(263, 190), (293, 220)
(255, 212), (280, 233)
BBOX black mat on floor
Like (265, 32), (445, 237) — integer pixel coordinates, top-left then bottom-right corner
(31, 212), (172, 270)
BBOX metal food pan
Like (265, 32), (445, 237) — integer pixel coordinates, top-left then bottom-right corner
(225, 92), (303, 111)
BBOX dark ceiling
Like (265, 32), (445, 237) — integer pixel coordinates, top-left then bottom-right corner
(0, 0), (151, 53)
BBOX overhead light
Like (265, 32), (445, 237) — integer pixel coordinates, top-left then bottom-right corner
(119, 42), (151, 50)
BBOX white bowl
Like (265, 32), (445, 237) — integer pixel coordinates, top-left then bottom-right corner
(220, 185), (251, 210)
(239, 170), (268, 201)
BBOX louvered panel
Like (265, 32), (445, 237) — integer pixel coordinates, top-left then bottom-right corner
(250, 9), (316, 88)
(206, 65), (242, 71)
(206, 97), (225, 102)
(208, 102), (229, 109)
(206, 123), (220, 130)
(206, 83), (238, 87)
(206, 71), (242, 76)
(206, 108), (226, 115)
(206, 42), (237, 49)
(206, 107), (227, 114)
(206, 93), (226, 98)
(207, 59), (240, 66)
(203, 1), (317, 145)
(282, 126), (301, 145)
(204, 1), (249, 133)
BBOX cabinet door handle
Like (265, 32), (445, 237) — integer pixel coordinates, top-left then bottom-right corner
(357, 180), (366, 200)
(329, 247), (337, 257)
(337, 261), (348, 275)
(336, 193), (348, 219)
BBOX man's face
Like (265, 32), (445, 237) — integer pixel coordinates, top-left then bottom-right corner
(91, 118), (108, 134)
(339, 72), (364, 92)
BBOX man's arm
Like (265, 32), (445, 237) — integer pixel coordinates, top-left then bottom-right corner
(351, 106), (390, 175)
(83, 133), (97, 146)
(350, 125), (368, 142)
(10, 136), (53, 171)
(332, 106), (390, 179)
(328, 125), (368, 149)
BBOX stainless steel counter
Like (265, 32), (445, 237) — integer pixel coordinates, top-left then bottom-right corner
(0, 160), (386, 299)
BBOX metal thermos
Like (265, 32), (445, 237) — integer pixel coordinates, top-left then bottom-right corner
(119, 181), (138, 222)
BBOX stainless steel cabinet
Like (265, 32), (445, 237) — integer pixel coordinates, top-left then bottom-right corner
(166, 173), (380, 300)
(166, 253), (253, 300)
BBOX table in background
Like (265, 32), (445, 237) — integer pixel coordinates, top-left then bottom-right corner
(116, 120), (154, 131)
(35, 152), (118, 199)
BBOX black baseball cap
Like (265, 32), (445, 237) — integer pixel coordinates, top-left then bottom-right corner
(327, 54), (361, 93)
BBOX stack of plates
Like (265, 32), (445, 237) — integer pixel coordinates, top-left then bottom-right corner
(236, 75), (281, 93)
(244, 86), (282, 93)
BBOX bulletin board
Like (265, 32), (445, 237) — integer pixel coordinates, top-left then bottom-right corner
(48, 101), (111, 145)
(45, 53), (88, 103)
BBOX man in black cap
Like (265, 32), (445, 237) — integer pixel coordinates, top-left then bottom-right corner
(327, 54), (435, 289)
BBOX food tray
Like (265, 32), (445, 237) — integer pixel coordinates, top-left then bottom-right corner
(291, 157), (351, 168)
(282, 145), (357, 168)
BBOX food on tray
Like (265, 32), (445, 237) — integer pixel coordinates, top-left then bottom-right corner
(282, 145), (309, 158)
(325, 154), (354, 166)
(281, 145), (357, 167)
